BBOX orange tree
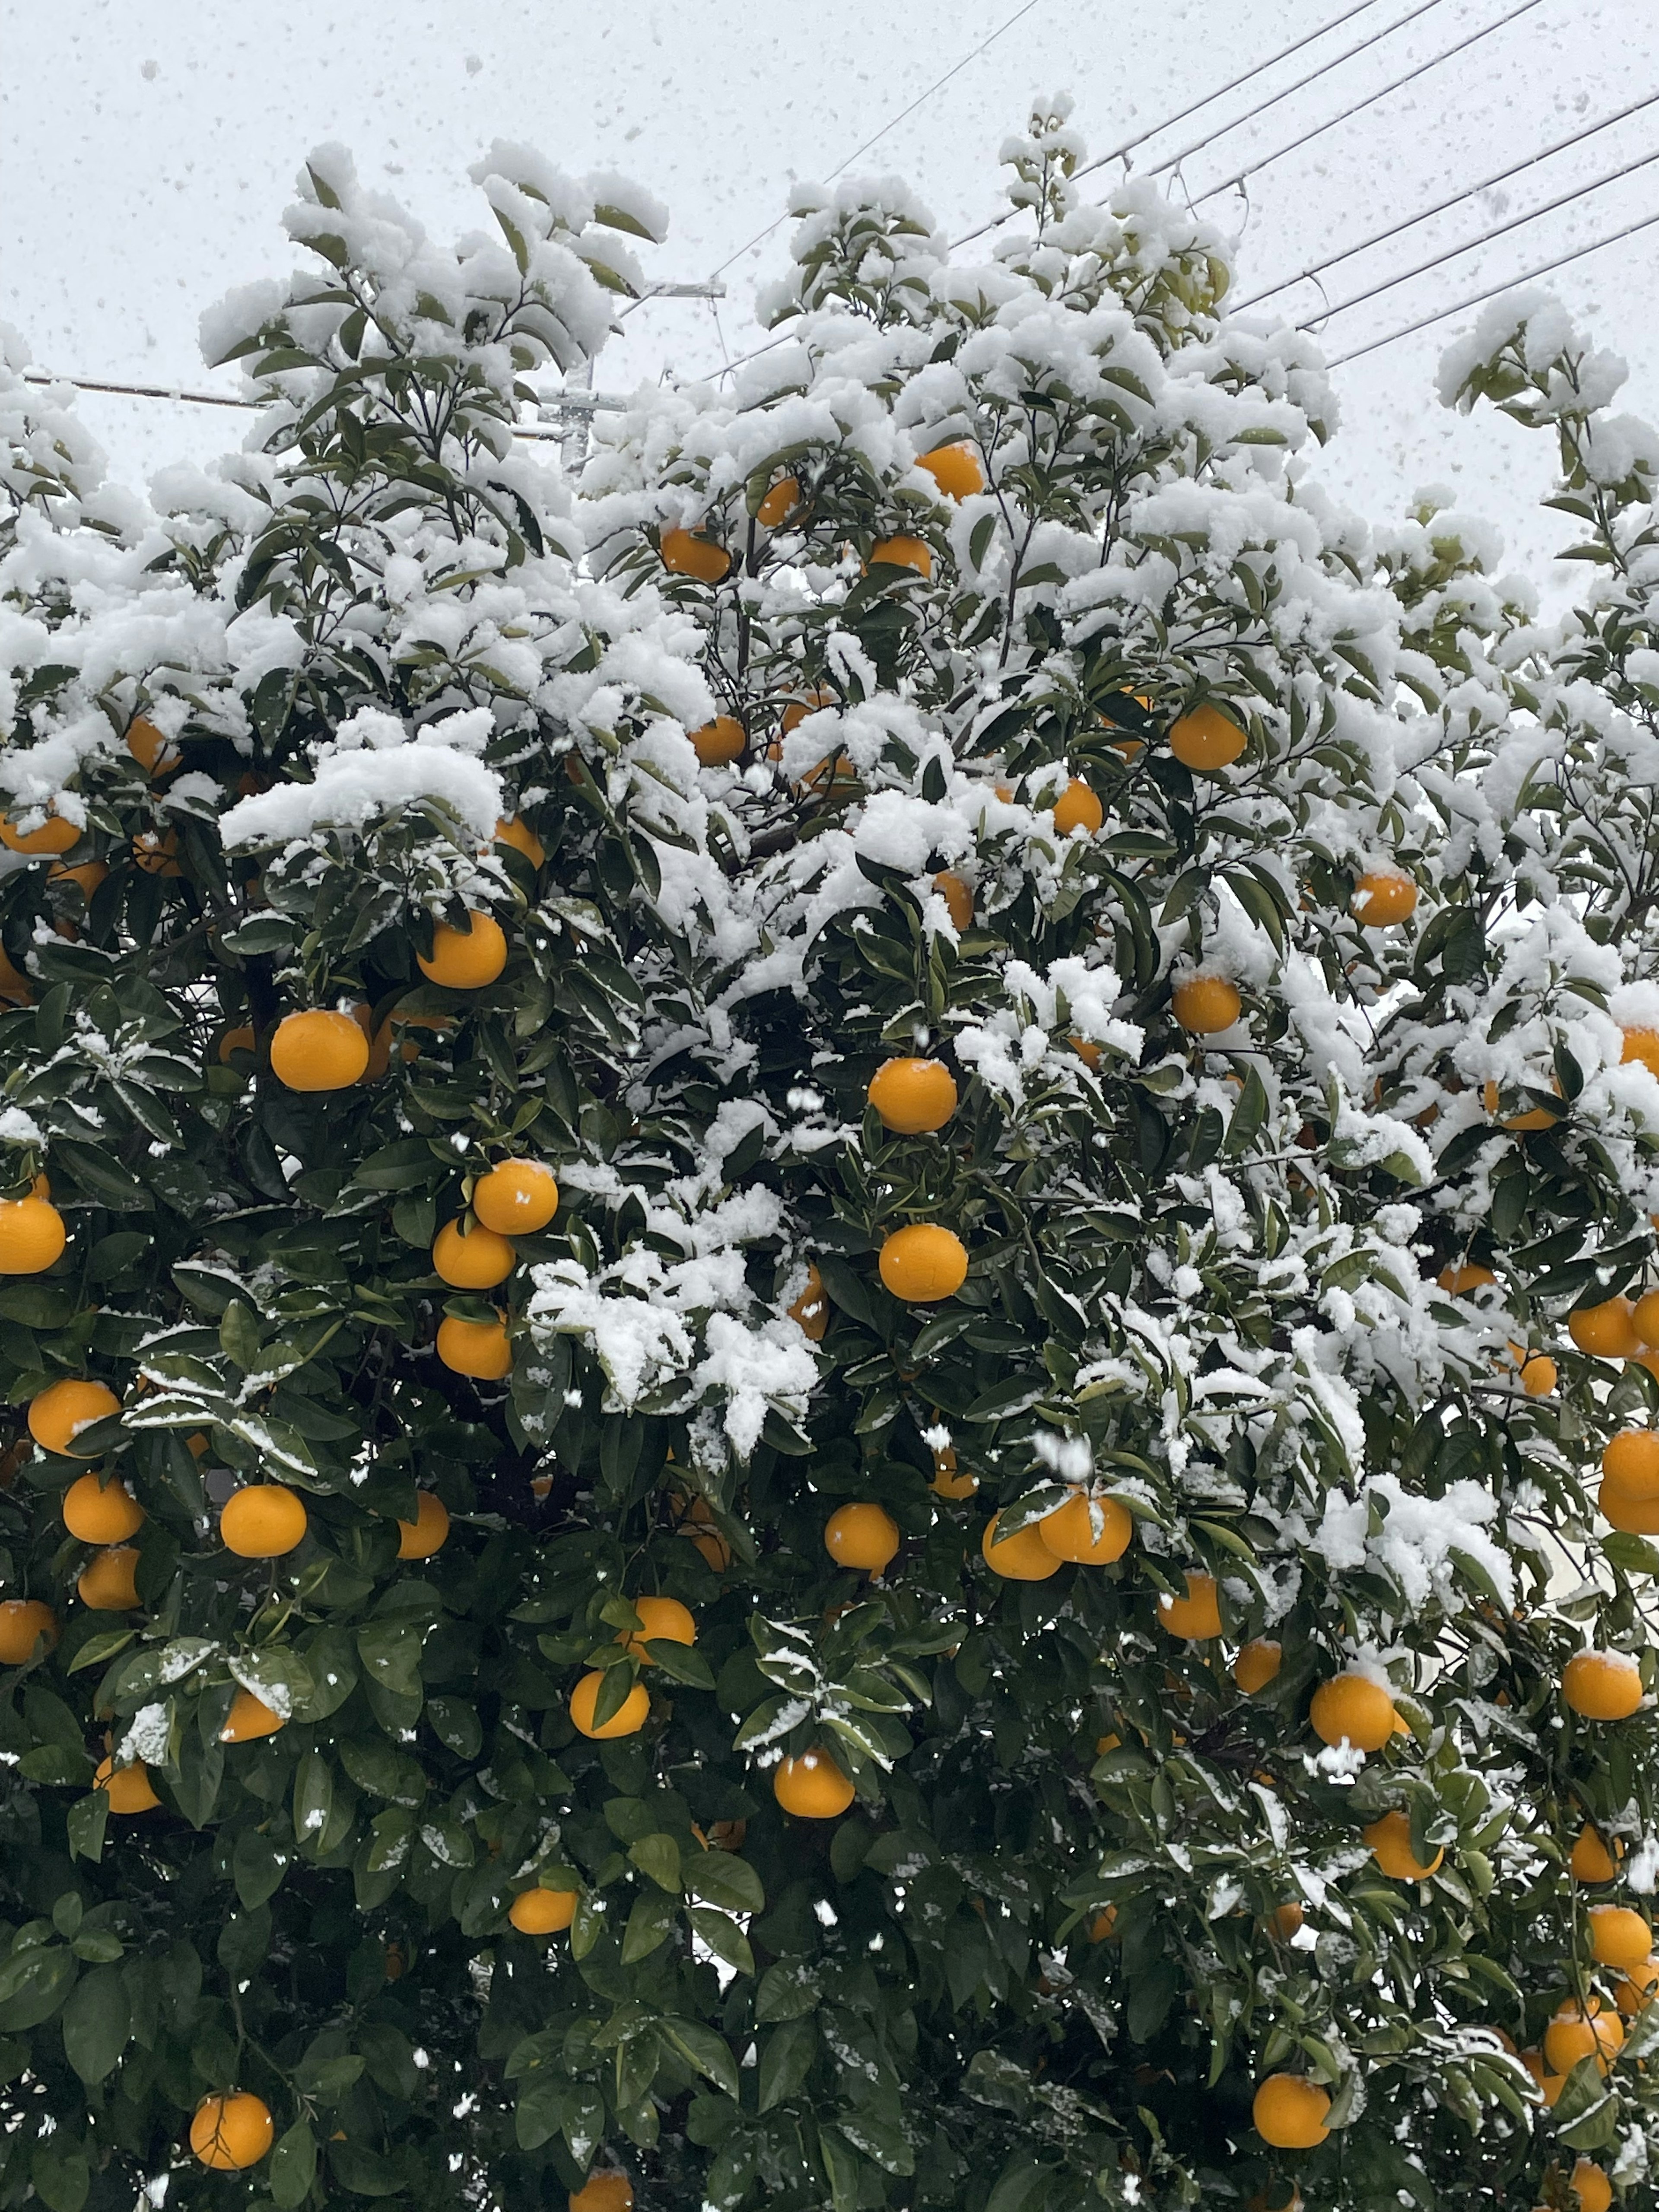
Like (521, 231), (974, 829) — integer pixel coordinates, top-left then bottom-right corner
(1, 104), (1659, 2212)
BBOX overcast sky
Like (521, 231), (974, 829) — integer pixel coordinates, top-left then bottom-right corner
(2, 0), (1652, 595)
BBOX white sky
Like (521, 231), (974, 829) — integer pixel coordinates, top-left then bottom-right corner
(2, 0), (1654, 594)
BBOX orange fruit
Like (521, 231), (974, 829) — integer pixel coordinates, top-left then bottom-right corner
(419, 912), (507, 988)
(1087, 1907), (1119, 1942)
(690, 717), (746, 766)
(1521, 2049), (1566, 2106)
(1569, 1299), (1643, 1359)
(0, 945), (30, 1004)
(932, 871), (973, 930)
(981, 1512), (1062, 1581)
(660, 528), (730, 582)
(495, 815), (544, 868)
(773, 1747), (855, 1818)
(1564, 1650), (1644, 1719)
(1615, 1955), (1659, 2013)
(218, 1023), (256, 1064)
(788, 1263), (829, 1341)
(1511, 1344), (1557, 1396)
(510, 1885), (578, 1935)
(569, 1670), (649, 1739)
(878, 1224), (968, 1302)
(1437, 1263), (1495, 1294)
(930, 1444), (977, 1498)
(779, 689), (835, 737)
(1481, 1079), (1555, 1132)
(824, 1502), (900, 1574)
(1309, 1672), (1397, 1753)
(50, 858), (108, 901)
(220, 1690), (285, 1743)
(473, 1159), (559, 1235)
(126, 715), (180, 774)
(95, 1754), (160, 1813)
(1071, 1038), (1102, 1071)
(0, 1600), (57, 1664)
(1598, 1479), (1659, 1535)
(1, 807), (80, 855)
(1634, 1288), (1659, 1345)
(569, 2175), (633, 2212)
(270, 1008), (369, 1091)
(694, 1820), (747, 1852)
(0, 1194), (66, 1274)
(78, 1547), (141, 1610)
(1605, 1430), (1659, 1500)
(433, 1219), (515, 1289)
(1573, 2162), (1613, 2212)
(1038, 1492), (1132, 1565)
(397, 1492), (449, 1560)
(1571, 1825), (1622, 1883)
(132, 830), (182, 876)
(1172, 976), (1241, 1034)
(1170, 706), (1246, 772)
(1362, 1808), (1443, 1880)
(672, 1493), (732, 1571)
(1351, 871), (1417, 925)
(916, 443), (984, 499)
(1233, 1639), (1283, 1694)
(1545, 1998), (1624, 2076)
(190, 2093), (274, 2171)
(756, 477), (800, 528)
(62, 1473), (144, 1545)
(868, 1057), (957, 1134)
(1268, 1901), (1304, 1939)
(1251, 2074), (1329, 2149)
(1590, 1904), (1652, 1971)
(622, 1595), (696, 1661)
(1049, 777), (1103, 837)
(869, 534), (932, 578)
(29, 1378), (120, 1456)
(220, 1486), (308, 1559)
(1622, 1027), (1659, 1079)
(1157, 1572), (1222, 1640)
(436, 1312), (512, 1379)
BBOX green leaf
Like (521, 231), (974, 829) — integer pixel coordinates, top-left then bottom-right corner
(0, 1944), (77, 2031)
(758, 2016), (817, 2110)
(621, 1890), (678, 1965)
(269, 2121), (318, 2209)
(688, 1906), (754, 1977)
(59, 1965), (128, 2084)
(684, 1851), (765, 1916)
(658, 2016), (741, 2099)
(628, 1833), (681, 1893)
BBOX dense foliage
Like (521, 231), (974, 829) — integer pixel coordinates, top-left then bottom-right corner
(4, 102), (1659, 2212)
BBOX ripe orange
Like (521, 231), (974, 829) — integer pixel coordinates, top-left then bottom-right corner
(915, 443), (984, 499)
(132, 830), (182, 876)
(1564, 1650), (1644, 1720)
(930, 1444), (977, 1498)
(1268, 1901), (1304, 1939)
(788, 1263), (830, 1341)
(95, 1754), (159, 1812)
(397, 1492), (450, 1560)
(569, 1670), (649, 1739)
(220, 1486), (308, 1559)
(756, 477), (800, 528)
(868, 1057), (958, 1134)
(0, 1194), (66, 1274)
(1251, 2074), (1330, 2149)
(1634, 1287), (1659, 1345)
(870, 535), (932, 579)
(932, 871), (973, 929)
(50, 858), (108, 900)
(1233, 1639), (1283, 1694)
(1351, 871), (1417, 925)
(270, 1008), (369, 1091)
(1087, 1907), (1119, 1942)
(495, 815), (544, 868)
(510, 1885), (578, 1935)
(824, 1502), (900, 1574)
(878, 1224), (968, 1302)
(1569, 1299), (1642, 1359)
(780, 689), (835, 736)
(29, 1378), (121, 1456)
(1572, 1825), (1623, 1883)
(1437, 1263), (1494, 1294)
(473, 1159), (559, 1236)
(1481, 1079), (1555, 1132)
(220, 1690), (285, 1743)
(78, 1547), (141, 1609)
(1589, 1904), (1652, 1971)
(419, 912), (507, 989)
(1309, 1672), (1397, 1754)
(981, 1512), (1062, 1581)
(1049, 778), (1104, 837)
(218, 1023), (256, 1064)
(690, 717), (746, 766)
(1170, 705), (1246, 772)
(126, 715), (180, 774)
(672, 1493), (732, 1571)
(1171, 976), (1241, 1034)
(1545, 1998), (1624, 2076)
(569, 2174), (634, 2212)
(436, 1313), (512, 1379)
(1071, 1038), (1103, 1071)
(622, 1595), (696, 1660)
(1615, 1955), (1659, 2013)
(773, 1747), (855, 1818)
(1598, 1479), (1659, 1535)
(1622, 1027), (1659, 1079)
(1521, 2049), (1566, 2106)
(1510, 1343), (1557, 1396)
(1573, 2162), (1613, 2212)
(0, 1600), (57, 1663)
(0, 807), (80, 855)
(190, 2092), (274, 2170)
(0, 945), (30, 1004)
(63, 1473), (144, 1545)
(1362, 1808), (1443, 1880)
(1605, 1430), (1659, 1499)
(660, 528), (730, 582)
(1157, 1572), (1222, 1640)
(1038, 1492), (1132, 1565)
(433, 1220), (515, 1289)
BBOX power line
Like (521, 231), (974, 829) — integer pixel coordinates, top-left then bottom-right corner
(1188, 0), (1549, 205)
(1325, 203), (1659, 365)
(21, 367), (629, 428)
(1299, 140), (1659, 326)
(951, 0), (1398, 249)
(1233, 87), (1659, 308)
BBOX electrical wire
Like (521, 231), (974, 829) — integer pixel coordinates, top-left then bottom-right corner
(1299, 140), (1659, 325)
(1233, 86), (1659, 308)
(20, 367), (628, 428)
(1325, 203), (1659, 364)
